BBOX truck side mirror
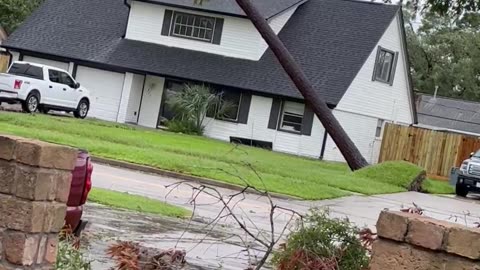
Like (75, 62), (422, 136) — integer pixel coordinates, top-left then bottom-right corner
(470, 152), (475, 158)
(74, 82), (81, 89)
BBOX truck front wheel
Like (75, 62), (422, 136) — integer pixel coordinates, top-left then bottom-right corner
(455, 184), (469, 197)
(74, 99), (89, 119)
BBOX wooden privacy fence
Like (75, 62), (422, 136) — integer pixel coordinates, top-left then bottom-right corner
(0, 53), (9, 72)
(379, 123), (480, 179)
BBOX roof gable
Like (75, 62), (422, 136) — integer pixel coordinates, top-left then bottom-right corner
(3, 0), (400, 105)
(132, 0), (306, 18)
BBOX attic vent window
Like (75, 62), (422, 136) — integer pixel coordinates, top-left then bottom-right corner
(162, 10), (224, 45)
(373, 46), (399, 85)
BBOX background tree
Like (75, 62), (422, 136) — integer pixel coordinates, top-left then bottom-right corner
(0, 0), (43, 33)
(388, 0), (479, 15)
(405, 7), (480, 101)
(416, 0), (479, 15)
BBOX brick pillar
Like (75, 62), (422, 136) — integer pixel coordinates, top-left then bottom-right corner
(370, 211), (480, 269)
(0, 135), (77, 270)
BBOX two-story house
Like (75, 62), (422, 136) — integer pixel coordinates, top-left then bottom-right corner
(1, 0), (417, 163)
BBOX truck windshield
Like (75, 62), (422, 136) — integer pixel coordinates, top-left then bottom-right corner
(8, 63), (44, 80)
(473, 150), (480, 158)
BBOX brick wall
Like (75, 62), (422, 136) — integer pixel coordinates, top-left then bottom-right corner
(0, 135), (77, 269)
(371, 211), (480, 270)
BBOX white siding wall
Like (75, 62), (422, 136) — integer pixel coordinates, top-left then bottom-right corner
(22, 56), (69, 71)
(322, 110), (380, 163)
(336, 13), (414, 124)
(137, 75), (165, 128)
(268, 6), (298, 33)
(326, 12), (414, 164)
(203, 95), (325, 158)
(126, 74), (145, 123)
(125, 1), (298, 60)
(75, 66), (126, 122)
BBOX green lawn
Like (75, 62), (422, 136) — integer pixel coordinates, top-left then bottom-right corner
(88, 188), (190, 218)
(0, 112), (453, 199)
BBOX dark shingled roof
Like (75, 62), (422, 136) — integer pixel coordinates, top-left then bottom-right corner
(3, 0), (400, 105)
(136, 0), (306, 18)
(417, 94), (480, 134)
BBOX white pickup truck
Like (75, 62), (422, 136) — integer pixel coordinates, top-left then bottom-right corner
(0, 61), (91, 118)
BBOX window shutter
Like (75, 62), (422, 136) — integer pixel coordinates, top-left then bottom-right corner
(389, 52), (399, 86)
(237, 93), (251, 124)
(212, 18), (224, 45)
(372, 46), (382, 81)
(301, 105), (314, 136)
(268, 99), (282, 130)
(161, 10), (173, 36)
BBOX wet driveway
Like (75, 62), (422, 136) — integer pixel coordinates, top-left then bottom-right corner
(83, 203), (265, 269)
(82, 163), (480, 269)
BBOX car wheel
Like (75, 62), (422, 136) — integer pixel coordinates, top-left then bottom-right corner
(455, 184), (469, 197)
(23, 93), (40, 113)
(74, 99), (89, 119)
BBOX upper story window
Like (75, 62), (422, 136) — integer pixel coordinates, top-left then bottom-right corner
(162, 10), (224, 45)
(172, 12), (215, 42)
(373, 46), (399, 85)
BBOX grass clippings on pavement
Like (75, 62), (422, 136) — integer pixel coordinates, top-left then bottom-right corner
(88, 188), (190, 218)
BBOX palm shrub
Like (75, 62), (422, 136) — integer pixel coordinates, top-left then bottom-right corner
(272, 209), (369, 270)
(166, 84), (234, 135)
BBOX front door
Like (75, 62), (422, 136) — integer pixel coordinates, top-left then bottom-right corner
(137, 76), (165, 128)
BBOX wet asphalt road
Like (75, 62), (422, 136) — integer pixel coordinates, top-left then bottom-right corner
(85, 163), (480, 269)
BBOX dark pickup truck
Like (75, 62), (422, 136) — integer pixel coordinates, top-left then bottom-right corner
(452, 150), (480, 197)
(65, 150), (93, 235)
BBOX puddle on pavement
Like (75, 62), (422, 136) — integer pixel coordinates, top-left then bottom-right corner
(82, 203), (269, 270)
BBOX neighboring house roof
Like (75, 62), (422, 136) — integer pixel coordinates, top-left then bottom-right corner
(132, 0), (307, 19)
(417, 94), (480, 134)
(3, 0), (400, 106)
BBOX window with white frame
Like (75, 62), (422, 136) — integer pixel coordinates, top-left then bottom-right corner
(171, 12), (216, 42)
(376, 119), (385, 138)
(279, 101), (305, 133)
(373, 47), (398, 84)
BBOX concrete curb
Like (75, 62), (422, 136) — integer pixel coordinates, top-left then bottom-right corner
(91, 156), (300, 201)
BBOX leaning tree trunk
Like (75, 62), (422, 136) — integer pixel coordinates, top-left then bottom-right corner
(235, 0), (369, 170)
